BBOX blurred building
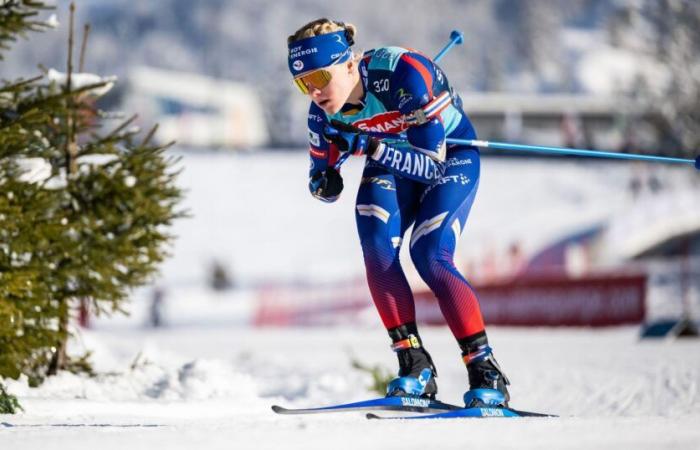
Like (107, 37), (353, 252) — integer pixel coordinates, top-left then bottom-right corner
(286, 92), (654, 150)
(125, 67), (269, 149)
(459, 92), (653, 151)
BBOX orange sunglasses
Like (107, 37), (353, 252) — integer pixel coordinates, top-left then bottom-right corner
(293, 69), (333, 94)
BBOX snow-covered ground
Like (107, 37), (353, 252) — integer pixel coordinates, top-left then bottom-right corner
(2, 150), (698, 449)
(2, 325), (699, 450)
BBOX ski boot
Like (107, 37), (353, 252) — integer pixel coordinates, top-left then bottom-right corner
(385, 323), (438, 399)
(459, 333), (510, 407)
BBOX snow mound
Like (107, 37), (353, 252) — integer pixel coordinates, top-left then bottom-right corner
(7, 358), (261, 405)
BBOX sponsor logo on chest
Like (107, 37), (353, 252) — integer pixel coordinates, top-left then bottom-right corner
(352, 111), (407, 134)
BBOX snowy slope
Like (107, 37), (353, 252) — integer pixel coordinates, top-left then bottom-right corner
(2, 326), (699, 450)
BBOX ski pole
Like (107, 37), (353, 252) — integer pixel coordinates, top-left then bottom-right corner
(444, 138), (700, 169)
(333, 30), (464, 170)
(331, 29), (700, 171)
(434, 30), (464, 63)
(359, 131), (699, 169)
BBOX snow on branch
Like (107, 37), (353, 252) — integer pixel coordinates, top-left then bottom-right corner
(47, 68), (117, 98)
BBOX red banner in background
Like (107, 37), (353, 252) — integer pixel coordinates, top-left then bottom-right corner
(254, 274), (647, 327)
(416, 273), (647, 327)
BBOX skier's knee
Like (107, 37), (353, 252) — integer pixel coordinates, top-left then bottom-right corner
(410, 244), (439, 277)
(361, 238), (400, 270)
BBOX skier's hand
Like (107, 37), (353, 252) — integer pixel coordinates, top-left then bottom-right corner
(309, 167), (343, 203)
(323, 119), (380, 156)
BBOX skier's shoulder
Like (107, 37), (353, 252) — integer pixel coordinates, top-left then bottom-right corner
(365, 46), (432, 71)
(364, 46), (414, 72)
(365, 47), (435, 97)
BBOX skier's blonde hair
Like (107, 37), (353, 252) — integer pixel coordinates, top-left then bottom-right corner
(287, 18), (357, 46)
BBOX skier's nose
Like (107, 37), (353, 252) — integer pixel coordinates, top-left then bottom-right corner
(309, 86), (322, 98)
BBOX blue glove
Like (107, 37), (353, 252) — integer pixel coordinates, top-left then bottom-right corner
(323, 119), (379, 156)
(309, 167), (343, 203)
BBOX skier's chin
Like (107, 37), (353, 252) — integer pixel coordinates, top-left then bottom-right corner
(318, 99), (340, 115)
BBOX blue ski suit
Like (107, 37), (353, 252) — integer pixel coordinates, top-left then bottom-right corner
(306, 46), (485, 340)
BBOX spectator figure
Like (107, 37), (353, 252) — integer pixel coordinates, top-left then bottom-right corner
(507, 242), (526, 279)
(149, 287), (165, 328)
(209, 260), (234, 291)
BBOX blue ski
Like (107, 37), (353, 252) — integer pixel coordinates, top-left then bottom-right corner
(366, 405), (555, 420)
(271, 396), (461, 415)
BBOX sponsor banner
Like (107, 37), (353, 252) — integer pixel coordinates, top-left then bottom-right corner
(254, 273), (646, 328)
(415, 273), (647, 327)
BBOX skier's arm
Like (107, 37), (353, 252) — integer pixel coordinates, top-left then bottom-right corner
(307, 103), (343, 202)
(322, 115), (445, 185)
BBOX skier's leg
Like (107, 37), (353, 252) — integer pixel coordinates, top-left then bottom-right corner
(355, 164), (437, 398)
(355, 164), (418, 330)
(409, 147), (510, 406)
(409, 147), (484, 338)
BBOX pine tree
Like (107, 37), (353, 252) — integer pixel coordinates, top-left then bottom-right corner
(1, 0), (58, 411)
(0, 0), (52, 60)
(1, 1), (185, 410)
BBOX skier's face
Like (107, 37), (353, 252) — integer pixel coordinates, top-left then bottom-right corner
(304, 61), (357, 115)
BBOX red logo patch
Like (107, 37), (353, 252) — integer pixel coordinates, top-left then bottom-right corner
(309, 147), (327, 159)
(352, 111), (407, 134)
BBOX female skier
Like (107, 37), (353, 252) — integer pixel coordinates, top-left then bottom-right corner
(287, 18), (510, 407)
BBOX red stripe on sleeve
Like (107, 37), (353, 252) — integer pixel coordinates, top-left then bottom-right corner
(400, 54), (433, 97)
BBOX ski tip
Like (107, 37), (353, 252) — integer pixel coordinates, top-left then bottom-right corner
(366, 413), (382, 420)
(695, 155), (699, 170)
(271, 405), (285, 414)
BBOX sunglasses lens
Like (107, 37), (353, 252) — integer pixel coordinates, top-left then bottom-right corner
(293, 70), (332, 94)
(305, 70), (332, 89)
(294, 77), (309, 94)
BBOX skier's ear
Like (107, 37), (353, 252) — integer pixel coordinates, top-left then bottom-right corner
(346, 53), (360, 74)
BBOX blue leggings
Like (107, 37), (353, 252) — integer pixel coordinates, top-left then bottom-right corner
(355, 146), (485, 340)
